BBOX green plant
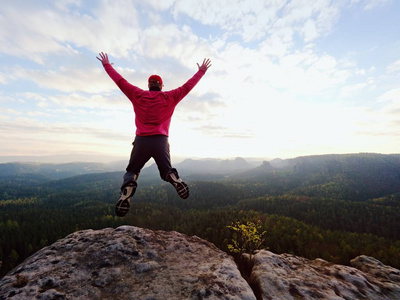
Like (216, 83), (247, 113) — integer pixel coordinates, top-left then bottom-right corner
(227, 220), (266, 256)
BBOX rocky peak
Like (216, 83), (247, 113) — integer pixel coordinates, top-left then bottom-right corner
(0, 226), (399, 299)
(0, 226), (255, 300)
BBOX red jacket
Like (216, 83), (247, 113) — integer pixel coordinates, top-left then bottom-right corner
(103, 64), (205, 136)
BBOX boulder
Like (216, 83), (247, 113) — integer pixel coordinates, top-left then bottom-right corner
(0, 226), (256, 300)
(249, 250), (400, 300)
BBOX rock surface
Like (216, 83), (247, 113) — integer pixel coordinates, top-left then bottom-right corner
(1, 227), (400, 300)
(249, 250), (400, 300)
(0, 226), (255, 300)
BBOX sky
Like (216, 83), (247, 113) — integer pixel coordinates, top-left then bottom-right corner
(1, 0), (399, 163)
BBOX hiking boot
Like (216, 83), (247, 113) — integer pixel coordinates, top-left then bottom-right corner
(166, 169), (189, 199)
(115, 181), (137, 217)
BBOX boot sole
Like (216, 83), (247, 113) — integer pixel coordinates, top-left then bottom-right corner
(169, 173), (189, 199)
(115, 184), (136, 217)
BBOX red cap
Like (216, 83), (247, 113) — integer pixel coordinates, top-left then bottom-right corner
(148, 75), (163, 85)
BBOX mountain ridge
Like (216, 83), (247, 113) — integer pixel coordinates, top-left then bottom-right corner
(1, 152), (398, 180)
(2, 153), (399, 202)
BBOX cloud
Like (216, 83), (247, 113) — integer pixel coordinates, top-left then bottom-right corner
(0, 73), (6, 84)
(301, 19), (318, 42)
(378, 89), (400, 120)
(386, 60), (400, 73)
(172, 0), (278, 42)
(47, 93), (126, 110)
(138, 24), (212, 63)
(0, 0), (141, 62)
(363, 0), (392, 10)
(379, 88), (400, 103)
(1, 1), (352, 98)
(340, 83), (368, 98)
(178, 92), (225, 114)
(193, 124), (254, 139)
(13, 65), (117, 93)
(172, 0), (341, 46)
(0, 114), (132, 157)
(258, 46), (351, 95)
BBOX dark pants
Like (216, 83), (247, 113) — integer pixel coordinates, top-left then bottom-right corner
(122, 135), (172, 189)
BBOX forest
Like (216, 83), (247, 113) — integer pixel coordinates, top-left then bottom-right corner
(1, 153), (400, 278)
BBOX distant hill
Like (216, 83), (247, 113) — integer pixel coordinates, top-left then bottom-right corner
(0, 154), (125, 164)
(0, 157), (260, 183)
(1, 154), (399, 200)
(233, 153), (400, 201)
(0, 162), (118, 183)
(177, 157), (254, 174)
(236, 153), (400, 176)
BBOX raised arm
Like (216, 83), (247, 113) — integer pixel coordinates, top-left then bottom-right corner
(197, 58), (212, 72)
(167, 58), (212, 104)
(96, 52), (140, 99)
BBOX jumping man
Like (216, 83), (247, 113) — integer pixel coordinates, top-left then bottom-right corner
(97, 52), (211, 217)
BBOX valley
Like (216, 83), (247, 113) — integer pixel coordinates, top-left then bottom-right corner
(1, 153), (400, 278)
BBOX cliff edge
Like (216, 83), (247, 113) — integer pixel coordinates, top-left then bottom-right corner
(0, 226), (254, 300)
(0, 226), (399, 299)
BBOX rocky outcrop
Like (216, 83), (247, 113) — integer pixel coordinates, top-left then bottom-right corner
(0, 226), (255, 300)
(1, 226), (399, 300)
(249, 250), (400, 300)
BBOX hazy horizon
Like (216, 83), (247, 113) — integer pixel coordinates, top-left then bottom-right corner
(1, 1), (400, 160)
(0, 153), (270, 164)
(1, 151), (399, 165)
